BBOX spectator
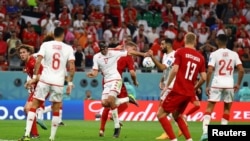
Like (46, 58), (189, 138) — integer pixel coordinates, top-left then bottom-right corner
(236, 81), (250, 102)
(0, 55), (8, 71)
(146, 26), (159, 44)
(123, 1), (137, 26)
(172, 31), (185, 50)
(241, 47), (250, 68)
(84, 36), (96, 67)
(148, 0), (162, 13)
(221, 3), (237, 24)
(7, 30), (21, 56)
(0, 32), (7, 57)
(117, 22), (131, 43)
(179, 14), (193, 32)
(89, 0), (106, 13)
(85, 90), (94, 100)
(242, 2), (250, 23)
(164, 22), (178, 40)
(74, 45), (85, 71)
(73, 13), (85, 30)
(8, 40), (22, 71)
(108, 0), (122, 27)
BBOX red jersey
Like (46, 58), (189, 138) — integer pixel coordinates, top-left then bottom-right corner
(24, 56), (43, 79)
(117, 55), (135, 76)
(172, 47), (206, 96)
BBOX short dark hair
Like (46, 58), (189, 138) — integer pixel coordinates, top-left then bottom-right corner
(216, 34), (228, 45)
(243, 81), (248, 87)
(99, 41), (108, 50)
(164, 38), (173, 45)
(54, 27), (64, 38)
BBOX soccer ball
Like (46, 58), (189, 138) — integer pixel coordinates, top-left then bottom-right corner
(142, 57), (155, 68)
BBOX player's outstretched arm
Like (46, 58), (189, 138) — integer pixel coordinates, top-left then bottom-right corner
(129, 70), (139, 87)
(206, 66), (213, 95)
(148, 50), (166, 71)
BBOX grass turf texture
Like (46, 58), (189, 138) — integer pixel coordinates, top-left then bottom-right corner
(0, 120), (248, 141)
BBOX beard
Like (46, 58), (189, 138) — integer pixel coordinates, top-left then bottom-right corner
(161, 48), (167, 53)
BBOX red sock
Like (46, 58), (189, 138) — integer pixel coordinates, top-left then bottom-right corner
(222, 114), (229, 120)
(30, 117), (38, 136)
(158, 117), (176, 139)
(100, 108), (110, 131)
(185, 105), (200, 116)
(118, 103), (128, 115)
(176, 116), (191, 139)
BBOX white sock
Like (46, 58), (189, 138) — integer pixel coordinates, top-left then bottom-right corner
(171, 139), (178, 141)
(202, 115), (211, 134)
(24, 111), (36, 136)
(44, 105), (52, 113)
(186, 138), (193, 141)
(58, 109), (63, 123)
(111, 108), (120, 128)
(115, 97), (129, 106)
(49, 115), (60, 140)
(221, 118), (228, 125)
(36, 107), (44, 120)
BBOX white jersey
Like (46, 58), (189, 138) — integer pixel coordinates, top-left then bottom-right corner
(37, 40), (75, 86)
(162, 50), (176, 88)
(92, 50), (127, 82)
(208, 48), (242, 88)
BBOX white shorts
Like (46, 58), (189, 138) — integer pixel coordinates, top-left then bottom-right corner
(102, 80), (122, 100)
(160, 89), (171, 101)
(208, 87), (234, 103)
(33, 81), (64, 102)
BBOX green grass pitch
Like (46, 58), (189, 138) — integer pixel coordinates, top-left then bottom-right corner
(0, 120), (248, 141)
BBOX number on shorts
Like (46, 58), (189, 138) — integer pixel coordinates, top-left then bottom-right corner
(185, 61), (197, 80)
(52, 53), (60, 70)
(219, 59), (233, 75)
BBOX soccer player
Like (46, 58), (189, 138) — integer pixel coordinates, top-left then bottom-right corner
(19, 27), (75, 141)
(98, 42), (139, 137)
(157, 32), (207, 141)
(18, 45), (44, 138)
(87, 41), (146, 138)
(147, 38), (180, 140)
(200, 34), (245, 141)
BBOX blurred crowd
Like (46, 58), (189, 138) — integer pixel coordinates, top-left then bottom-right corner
(0, 0), (250, 72)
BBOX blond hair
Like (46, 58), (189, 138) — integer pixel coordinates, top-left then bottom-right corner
(184, 32), (196, 45)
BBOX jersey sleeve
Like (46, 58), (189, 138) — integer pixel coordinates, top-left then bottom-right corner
(208, 52), (215, 67)
(92, 54), (99, 70)
(37, 42), (46, 57)
(68, 46), (75, 61)
(173, 50), (181, 66)
(115, 50), (127, 58)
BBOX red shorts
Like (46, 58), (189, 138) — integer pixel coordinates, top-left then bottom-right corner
(190, 95), (199, 103)
(117, 83), (128, 98)
(162, 91), (192, 114)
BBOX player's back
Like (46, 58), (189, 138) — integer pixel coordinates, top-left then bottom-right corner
(38, 40), (75, 86)
(117, 55), (134, 76)
(209, 48), (242, 88)
(172, 48), (206, 96)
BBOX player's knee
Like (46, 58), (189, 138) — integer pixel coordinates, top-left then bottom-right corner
(101, 101), (109, 107)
